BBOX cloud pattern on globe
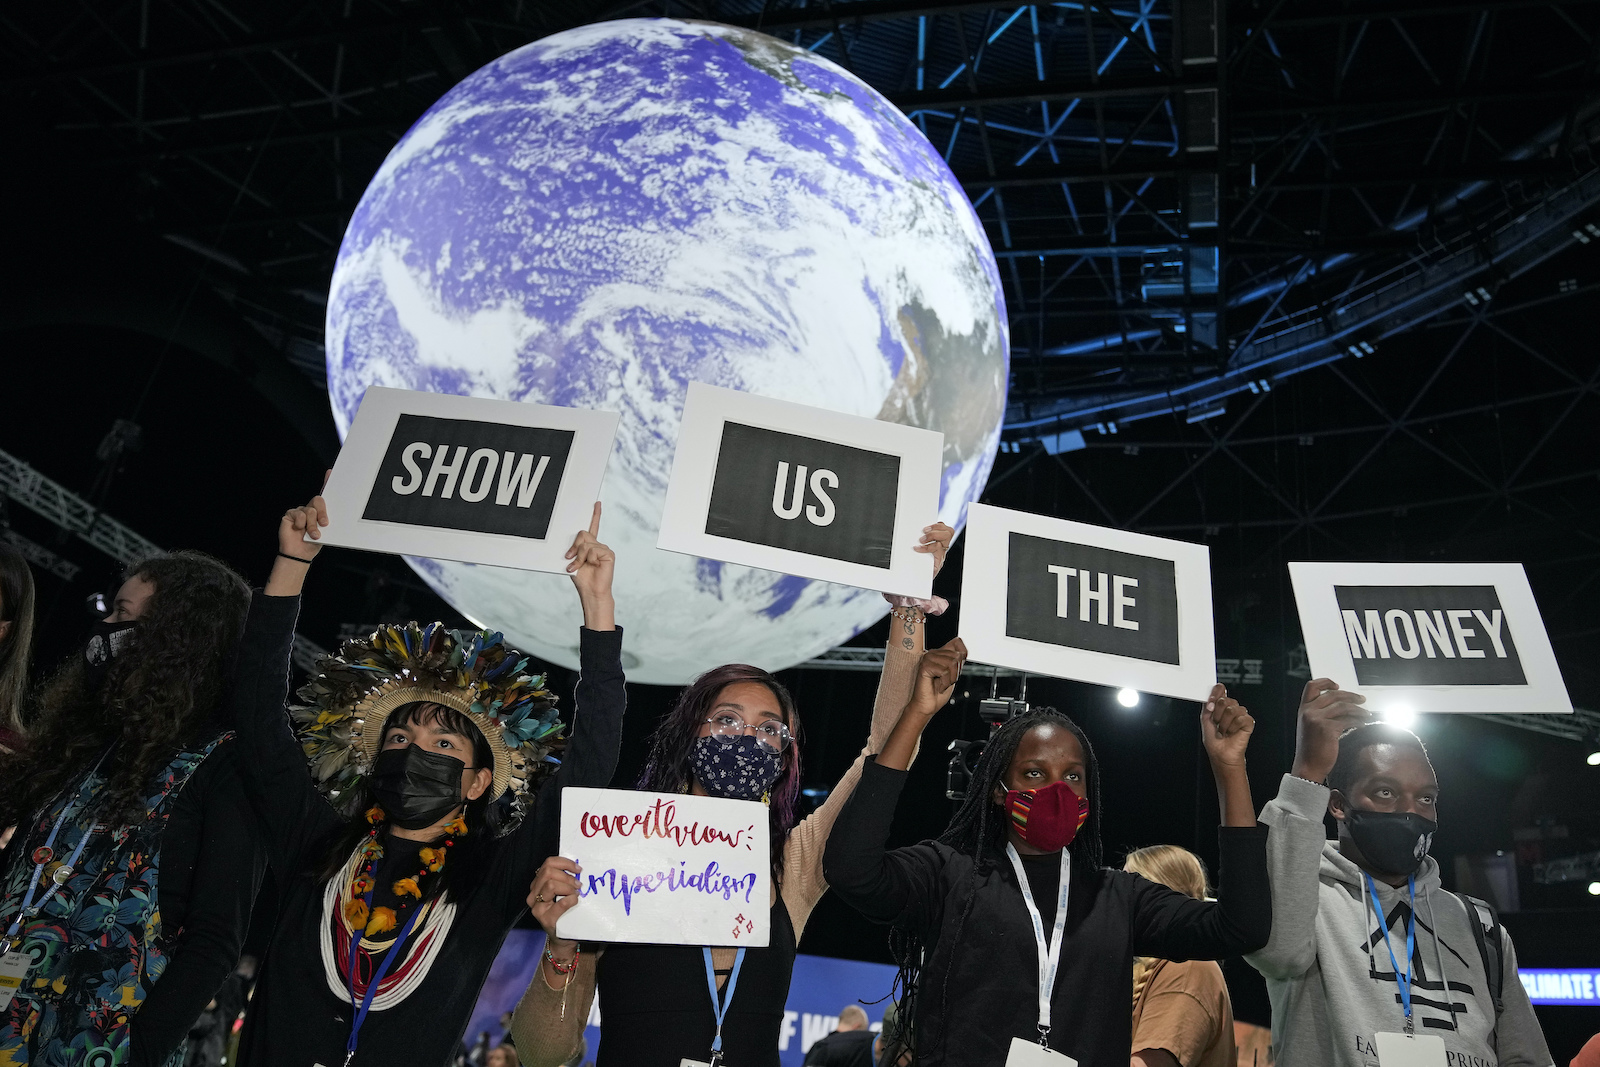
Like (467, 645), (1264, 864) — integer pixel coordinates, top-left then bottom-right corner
(326, 18), (1009, 685)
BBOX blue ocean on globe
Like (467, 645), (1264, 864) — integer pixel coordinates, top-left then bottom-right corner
(326, 18), (1009, 684)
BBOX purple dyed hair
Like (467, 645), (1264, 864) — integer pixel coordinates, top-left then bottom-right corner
(637, 664), (803, 880)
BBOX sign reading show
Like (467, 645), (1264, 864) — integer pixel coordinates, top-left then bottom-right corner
(961, 503), (1216, 700)
(659, 382), (943, 598)
(555, 787), (771, 948)
(1290, 562), (1570, 715)
(316, 387), (619, 573)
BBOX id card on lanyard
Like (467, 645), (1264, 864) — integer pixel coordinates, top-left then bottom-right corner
(1003, 844), (1078, 1067)
(1365, 875), (1446, 1067)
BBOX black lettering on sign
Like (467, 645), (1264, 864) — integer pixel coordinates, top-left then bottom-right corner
(704, 422), (900, 568)
(1005, 532), (1181, 664)
(1334, 586), (1525, 685)
(363, 413), (573, 538)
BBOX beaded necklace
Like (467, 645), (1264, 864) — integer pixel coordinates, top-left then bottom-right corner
(342, 804), (466, 937)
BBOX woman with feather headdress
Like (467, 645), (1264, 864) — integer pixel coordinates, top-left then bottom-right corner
(227, 493), (627, 1067)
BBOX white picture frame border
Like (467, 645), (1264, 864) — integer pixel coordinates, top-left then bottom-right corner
(959, 503), (1218, 701)
(657, 381), (943, 598)
(313, 386), (621, 574)
(1288, 560), (1572, 715)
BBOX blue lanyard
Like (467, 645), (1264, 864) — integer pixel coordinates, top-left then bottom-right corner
(1364, 874), (1418, 1033)
(342, 886), (426, 1066)
(701, 946), (747, 1065)
(3, 754), (109, 952)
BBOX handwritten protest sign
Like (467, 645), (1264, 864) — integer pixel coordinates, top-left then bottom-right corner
(555, 787), (771, 947)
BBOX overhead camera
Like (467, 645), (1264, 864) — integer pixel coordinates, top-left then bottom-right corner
(945, 674), (1032, 801)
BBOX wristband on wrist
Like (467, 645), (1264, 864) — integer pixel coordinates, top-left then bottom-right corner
(544, 943), (580, 975)
(277, 550), (314, 565)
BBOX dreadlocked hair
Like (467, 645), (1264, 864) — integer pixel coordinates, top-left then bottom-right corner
(638, 664), (803, 883)
(0, 551), (250, 827)
(889, 707), (1103, 1063)
(316, 701), (501, 905)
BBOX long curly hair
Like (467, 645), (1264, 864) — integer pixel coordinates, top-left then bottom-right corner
(890, 707), (1103, 1063)
(0, 542), (36, 736)
(0, 550), (250, 827)
(637, 664), (803, 883)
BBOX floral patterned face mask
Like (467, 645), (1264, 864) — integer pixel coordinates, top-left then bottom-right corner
(690, 734), (782, 802)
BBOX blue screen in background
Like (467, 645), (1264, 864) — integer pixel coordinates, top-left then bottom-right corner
(467, 930), (900, 1064)
(1520, 969), (1600, 1005)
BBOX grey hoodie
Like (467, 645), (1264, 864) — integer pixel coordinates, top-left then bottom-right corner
(1247, 774), (1553, 1067)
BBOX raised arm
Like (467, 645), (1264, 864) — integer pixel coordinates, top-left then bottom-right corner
(1131, 688), (1270, 961)
(780, 524), (951, 934)
(1248, 679), (1371, 981)
(229, 495), (343, 872)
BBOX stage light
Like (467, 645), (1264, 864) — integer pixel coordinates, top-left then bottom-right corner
(1384, 704), (1417, 729)
(1586, 750), (1600, 767)
(1588, 882), (1600, 897)
(1117, 688), (1140, 708)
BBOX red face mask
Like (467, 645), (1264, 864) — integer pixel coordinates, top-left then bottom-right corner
(1004, 780), (1090, 853)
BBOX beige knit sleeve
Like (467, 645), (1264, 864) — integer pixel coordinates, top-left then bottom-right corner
(510, 947), (600, 1067)
(780, 613), (924, 938)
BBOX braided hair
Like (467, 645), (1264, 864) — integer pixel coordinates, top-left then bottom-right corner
(891, 707), (1103, 1060)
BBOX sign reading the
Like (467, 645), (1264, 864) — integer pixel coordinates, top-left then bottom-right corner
(659, 382), (943, 598)
(316, 387), (619, 573)
(1289, 562), (1570, 715)
(961, 504), (1216, 701)
(556, 787), (771, 948)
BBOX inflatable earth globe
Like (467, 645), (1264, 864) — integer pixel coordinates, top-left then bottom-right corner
(326, 18), (1009, 685)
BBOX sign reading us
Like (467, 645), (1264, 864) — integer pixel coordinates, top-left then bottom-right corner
(1334, 585), (1525, 686)
(364, 414), (573, 538)
(1005, 533), (1181, 664)
(704, 422), (900, 569)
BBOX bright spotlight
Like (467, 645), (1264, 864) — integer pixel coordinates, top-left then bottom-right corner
(1384, 705), (1417, 729)
(1587, 750), (1600, 767)
(1117, 688), (1140, 708)
(1588, 881), (1600, 897)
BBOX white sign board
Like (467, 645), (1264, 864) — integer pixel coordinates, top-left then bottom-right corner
(1289, 561), (1572, 716)
(959, 503), (1217, 701)
(555, 787), (771, 948)
(658, 382), (942, 598)
(315, 387), (619, 573)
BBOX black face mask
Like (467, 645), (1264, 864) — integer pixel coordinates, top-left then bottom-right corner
(84, 619), (139, 690)
(370, 745), (468, 830)
(1343, 807), (1437, 877)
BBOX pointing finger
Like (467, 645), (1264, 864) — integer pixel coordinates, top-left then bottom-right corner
(589, 501), (602, 537)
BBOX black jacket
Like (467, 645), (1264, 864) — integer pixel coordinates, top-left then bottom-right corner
(822, 757), (1271, 1067)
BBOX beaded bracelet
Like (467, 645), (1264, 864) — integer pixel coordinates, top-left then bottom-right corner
(888, 605), (925, 626)
(544, 943), (580, 976)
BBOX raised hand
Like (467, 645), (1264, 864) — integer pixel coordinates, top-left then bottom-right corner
(907, 637), (968, 718)
(1291, 678), (1371, 784)
(279, 495), (329, 560)
(564, 502), (616, 630)
(527, 856), (583, 943)
(914, 522), (955, 576)
(1200, 683), (1255, 769)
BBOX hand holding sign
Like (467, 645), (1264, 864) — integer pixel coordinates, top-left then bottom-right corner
(916, 522), (955, 576)
(1291, 679), (1372, 784)
(529, 856), (583, 945)
(1199, 684), (1255, 769)
(564, 503), (616, 631)
(266, 488), (331, 599)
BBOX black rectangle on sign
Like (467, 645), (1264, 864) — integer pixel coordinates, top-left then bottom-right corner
(362, 413), (574, 539)
(1004, 532), (1181, 664)
(704, 422), (900, 569)
(1333, 585), (1526, 685)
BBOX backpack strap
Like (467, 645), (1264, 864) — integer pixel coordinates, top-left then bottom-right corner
(1454, 892), (1503, 1049)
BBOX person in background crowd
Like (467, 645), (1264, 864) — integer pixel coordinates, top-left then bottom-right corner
(468, 1029), (493, 1066)
(228, 496), (626, 1066)
(875, 1000), (911, 1067)
(1248, 680), (1553, 1067)
(512, 525), (957, 1067)
(822, 651), (1269, 1067)
(485, 1043), (519, 1067)
(802, 1004), (874, 1067)
(0, 542), (37, 753)
(1125, 844), (1236, 1067)
(0, 551), (266, 1067)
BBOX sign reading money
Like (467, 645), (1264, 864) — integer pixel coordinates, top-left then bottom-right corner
(1289, 561), (1571, 715)
(960, 503), (1217, 700)
(658, 382), (943, 597)
(316, 386), (620, 572)
(555, 787), (771, 947)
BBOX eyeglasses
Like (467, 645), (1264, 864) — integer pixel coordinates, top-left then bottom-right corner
(702, 713), (792, 752)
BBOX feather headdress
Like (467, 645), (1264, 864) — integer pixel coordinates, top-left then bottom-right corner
(290, 622), (562, 833)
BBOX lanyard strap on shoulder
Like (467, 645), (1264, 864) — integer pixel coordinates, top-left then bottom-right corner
(702, 946), (747, 1061)
(343, 890), (427, 1065)
(3, 751), (111, 948)
(1005, 843), (1071, 1046)
(1364, 874), (1418, 1034)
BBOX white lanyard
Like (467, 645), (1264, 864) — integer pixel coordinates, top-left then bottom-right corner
(1005, 843), (1071, 1045)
